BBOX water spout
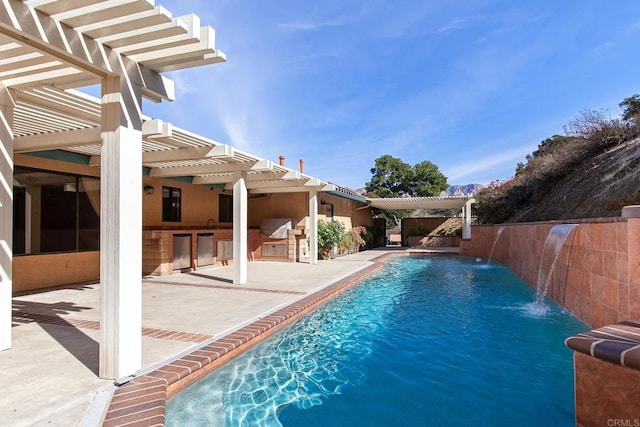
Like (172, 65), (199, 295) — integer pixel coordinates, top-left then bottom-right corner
(486, 226), (507, 266)
(534, 224), (578, 305)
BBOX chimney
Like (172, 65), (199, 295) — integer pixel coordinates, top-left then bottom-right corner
(299, 159), (305, 173)
(279, 155), (285, 166)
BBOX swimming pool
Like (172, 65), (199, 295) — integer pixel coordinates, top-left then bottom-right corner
(166, 255), (587, 426)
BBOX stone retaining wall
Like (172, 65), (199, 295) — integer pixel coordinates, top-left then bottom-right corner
(460, 218), (640, 328)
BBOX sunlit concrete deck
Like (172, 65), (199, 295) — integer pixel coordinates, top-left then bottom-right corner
(2, 248), (452, 426)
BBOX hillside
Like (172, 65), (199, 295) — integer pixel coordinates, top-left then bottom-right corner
(511, 137), (640, 222)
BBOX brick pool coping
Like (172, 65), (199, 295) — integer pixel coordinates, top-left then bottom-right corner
(100, 252), (424, 426)
(565, 321), (640, 369)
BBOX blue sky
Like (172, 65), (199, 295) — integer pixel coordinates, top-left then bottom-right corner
(140, 0), (640, 189)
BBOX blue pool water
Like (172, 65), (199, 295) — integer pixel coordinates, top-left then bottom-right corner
(166, 256), (587, 426)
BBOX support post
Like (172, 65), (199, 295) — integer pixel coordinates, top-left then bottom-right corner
(26, 184), (41, 253)
(462, 198), (475, 240)
(233, 172), (248, 284)
(99, 76), (143, 379)
(0, 86), (14, 351)
(309, 191), (318, 265)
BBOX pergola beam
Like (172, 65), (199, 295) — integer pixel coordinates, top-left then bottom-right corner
(149, 157), (274, 178)
(0, 0), (174, 101)
(16, 87), (101, 123)
(143, 144), (233, 164)
(247, 183), (335, 194)
(246, 177), (310, 188)
(14, 126), (100, 152)
(75, 5), (172, 39)
(112, 14), (197, 54)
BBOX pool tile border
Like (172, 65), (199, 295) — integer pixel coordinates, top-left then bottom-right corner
(100, 252), (417, 426)
(565, 320), (640, 369)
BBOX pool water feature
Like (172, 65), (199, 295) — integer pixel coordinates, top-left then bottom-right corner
(535, 224), (579, 306)
(166, 256), (587, 426)
(486, 225), (507, 265)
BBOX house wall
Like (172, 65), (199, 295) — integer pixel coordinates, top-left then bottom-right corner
(13, 155), (101, 291)
(13, 251), (100, 293)
(142, 177), (221, 228)
(317, 193), (373, 230)
(247, 192), (308, 228)
(12, 158), (374, 286)
(354, 206), (374, 229)
(460, 218), (639, 328)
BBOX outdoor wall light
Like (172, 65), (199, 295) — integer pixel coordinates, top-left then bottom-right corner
(144, 185), (155, 195)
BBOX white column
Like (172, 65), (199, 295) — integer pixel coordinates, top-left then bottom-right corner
(0, 86), (14, 351)
(24, 190), (31, 253)
(462, 198), (474, 239)
(309, 191), (318, 265)
(99, 76), (143, 379)
(233, 172), (248, 284)
(26, 185), (41, 253)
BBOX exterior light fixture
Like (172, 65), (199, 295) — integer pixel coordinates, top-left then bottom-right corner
(144, 185), (155, 195)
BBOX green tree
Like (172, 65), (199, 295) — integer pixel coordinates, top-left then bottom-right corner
(412, 160), (448, 196)
(365, 155), (448, 197)
(365, 155), (449, 228)
(365, 155), (414, 197)
(620, 94), (640, 122)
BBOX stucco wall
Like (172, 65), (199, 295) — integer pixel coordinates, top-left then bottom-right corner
(13, 251), (100, 293)
(460, 218), (639, 328)
(247, 192), (308, 228)
(317, 193), (372, 231)
(354, 206), (374, 228)
(142, 177), (220, 227)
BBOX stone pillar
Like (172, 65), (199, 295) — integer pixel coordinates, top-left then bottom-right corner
(288, 231), (296, 262)
(99, 76), (143, 379)
(233, 172), (248, 284)
(0, 86), (14, 351)
(309, 191), (318, 265)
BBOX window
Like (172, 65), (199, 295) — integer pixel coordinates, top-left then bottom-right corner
(219, 194), (233, 222)
(13, 167), (100, 254)
(162, 186), (182, 222)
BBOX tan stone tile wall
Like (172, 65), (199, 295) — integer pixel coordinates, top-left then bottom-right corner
(460, 219), (638, 327)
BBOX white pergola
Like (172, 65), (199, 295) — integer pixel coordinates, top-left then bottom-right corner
(367, 196), (476, 239)
(0, 0), (331, 380)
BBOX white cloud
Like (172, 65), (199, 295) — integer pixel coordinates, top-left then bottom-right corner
(220, 113), (251, 151)
(443, 144), (535, 182)
(278, 17), (348, 32)
(435, 17), (476, 34)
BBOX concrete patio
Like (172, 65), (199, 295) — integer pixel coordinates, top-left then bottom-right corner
(1, 249), (415, 426)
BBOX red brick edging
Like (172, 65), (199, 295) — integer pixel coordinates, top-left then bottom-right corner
(12, 311), (212, 344)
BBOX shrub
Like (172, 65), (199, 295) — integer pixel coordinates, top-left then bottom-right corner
(317, 220), (345, 259)
(362, 225), (385, 248)
(339, 226), (367, 254)
(564, 109), (636, 148)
